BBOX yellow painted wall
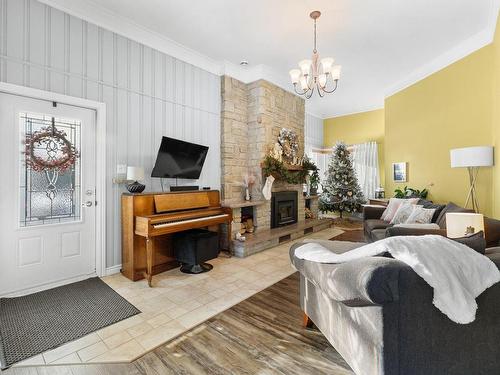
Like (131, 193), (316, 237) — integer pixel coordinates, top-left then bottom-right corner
(385, 45), (495, 217)
(323, 109), (385, 186)
(322, 16), (500, 217)
(493, 17), (500, 219)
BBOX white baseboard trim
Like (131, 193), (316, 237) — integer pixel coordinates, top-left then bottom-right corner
(0, 273), (96, 298)
(105, 265), (122, 276)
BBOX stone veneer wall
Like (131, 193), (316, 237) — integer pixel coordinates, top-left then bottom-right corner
(221, 76), (306, 240)
(221, 76), (249, 202)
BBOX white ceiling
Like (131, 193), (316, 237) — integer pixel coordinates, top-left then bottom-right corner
(41, 0), (498, 118)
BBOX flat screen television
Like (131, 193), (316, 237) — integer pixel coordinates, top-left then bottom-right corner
(151, 137), (209, 179)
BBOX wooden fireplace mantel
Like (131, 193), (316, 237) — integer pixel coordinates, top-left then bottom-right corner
(259, 162), (304, 171)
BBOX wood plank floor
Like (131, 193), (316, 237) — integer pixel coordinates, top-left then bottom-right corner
(330, 229), (365, 242)
(3, 273), (353, 375)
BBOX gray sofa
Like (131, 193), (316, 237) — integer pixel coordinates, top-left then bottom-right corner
(363, 201), (500, 248)
(290, 240), (500, 375)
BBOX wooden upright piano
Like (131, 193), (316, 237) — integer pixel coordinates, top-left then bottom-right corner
(121, 190), (232, 287)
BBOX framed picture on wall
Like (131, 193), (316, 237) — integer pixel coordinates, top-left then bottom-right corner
(393, 162), (407, 182)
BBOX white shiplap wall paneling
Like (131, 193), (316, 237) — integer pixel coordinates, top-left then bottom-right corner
(0, 0), (221, 268)
(305, 112), (324, 151)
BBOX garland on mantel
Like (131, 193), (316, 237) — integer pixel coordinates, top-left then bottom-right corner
(262, 155), (317, 184)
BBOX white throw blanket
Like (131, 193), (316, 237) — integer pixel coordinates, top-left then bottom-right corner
(294, 235), (500, 324)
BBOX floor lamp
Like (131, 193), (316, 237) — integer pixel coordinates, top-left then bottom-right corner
(450, 146), (494, 212)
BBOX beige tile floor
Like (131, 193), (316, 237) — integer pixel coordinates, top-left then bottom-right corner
(14, 226), (343, 367)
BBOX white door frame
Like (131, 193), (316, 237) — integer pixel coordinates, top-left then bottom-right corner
(0, 82), (107, 277)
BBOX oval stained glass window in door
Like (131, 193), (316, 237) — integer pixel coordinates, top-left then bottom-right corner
(19, 112), (81, 227)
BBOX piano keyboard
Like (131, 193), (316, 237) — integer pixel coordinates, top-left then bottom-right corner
(152, 214), (229, 228)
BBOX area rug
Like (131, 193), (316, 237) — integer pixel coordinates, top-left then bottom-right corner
(0, 277), (140, 369)
(332, 217), (363, 231)
(330, 229), (366, 243)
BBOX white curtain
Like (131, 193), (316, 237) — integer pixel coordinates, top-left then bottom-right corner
(351, 142), (380, 199)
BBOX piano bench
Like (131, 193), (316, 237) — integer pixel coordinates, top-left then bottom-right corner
(173, 229), (219, 274)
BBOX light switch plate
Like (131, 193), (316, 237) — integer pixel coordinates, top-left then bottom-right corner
(116, 164), (127, 174)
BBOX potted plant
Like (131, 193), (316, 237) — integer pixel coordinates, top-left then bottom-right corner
(394, 186), (429, 199)
(301, 156), (320, 195)
(309, 168), (320, 195)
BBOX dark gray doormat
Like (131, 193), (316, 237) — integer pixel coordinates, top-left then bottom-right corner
(0, 277), (140, 369)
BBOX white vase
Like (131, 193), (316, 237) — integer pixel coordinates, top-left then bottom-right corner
(245, 187), (250, 201)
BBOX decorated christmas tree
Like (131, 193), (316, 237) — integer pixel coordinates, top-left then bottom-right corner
(319, 142), (365, 217)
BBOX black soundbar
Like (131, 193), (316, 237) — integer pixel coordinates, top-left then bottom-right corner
(170, 186), (199, 192)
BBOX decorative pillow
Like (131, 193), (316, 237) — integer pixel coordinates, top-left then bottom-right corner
(390, 203), (420, 224)
(381, 198), (403, 221)
(451, 231), (486, 254)
(417, 199), (446, 223)
(381, 198), (419, 222)
(406, 206), (436, 224)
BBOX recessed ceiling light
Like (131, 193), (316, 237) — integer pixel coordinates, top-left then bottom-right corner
(239, 60), (249, 66)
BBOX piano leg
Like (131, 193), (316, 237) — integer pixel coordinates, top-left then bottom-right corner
(145, 237), (153, 287)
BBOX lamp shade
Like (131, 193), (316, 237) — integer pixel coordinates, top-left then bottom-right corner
(446, 213), (484, 238)
(299, 59), (312, 75)
(450, 146), (494, 168)
(289, 69), (301, 84)
(318, 74), (327, 88)
(331, 65), (342, 80)
(299, 76), (308, 90)
(320, 57), (334, 74)
(126, 166), (144, 181)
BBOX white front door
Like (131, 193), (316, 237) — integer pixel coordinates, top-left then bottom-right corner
(0, 92), (97, 296)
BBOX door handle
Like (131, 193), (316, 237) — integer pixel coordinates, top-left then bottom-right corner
(84, 201), (93, 207)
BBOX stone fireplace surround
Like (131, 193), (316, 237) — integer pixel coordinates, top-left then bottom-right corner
(220, 76), (324, 257)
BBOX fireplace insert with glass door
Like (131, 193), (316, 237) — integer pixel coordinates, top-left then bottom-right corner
(271, 191), (298, 228)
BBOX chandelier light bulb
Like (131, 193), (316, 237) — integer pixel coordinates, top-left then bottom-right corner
(289, 69), (301, 84)
(299, 76), (309, 90)
(289, 11), (340, 98)
(331, 65), (342, 80)
(320, 57), (334, 74)
(299, 59), (312, 76)
(318, 74), (327, 88)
